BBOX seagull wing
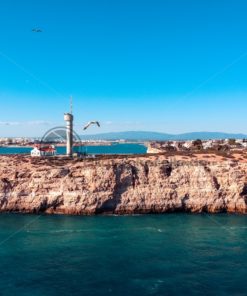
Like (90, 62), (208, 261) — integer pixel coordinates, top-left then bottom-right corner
(83, 122), (91, 130)
(83, 121), (101, 130)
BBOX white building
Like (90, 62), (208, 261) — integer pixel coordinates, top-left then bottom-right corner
(31, 145), (56, 157)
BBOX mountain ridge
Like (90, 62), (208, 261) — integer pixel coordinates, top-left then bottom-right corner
(80, 131), (247, 141)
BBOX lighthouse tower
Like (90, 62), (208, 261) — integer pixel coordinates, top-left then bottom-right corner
(64, 97), (74, 157)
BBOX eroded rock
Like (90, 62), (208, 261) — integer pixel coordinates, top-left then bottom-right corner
(0, 155), (246, 214)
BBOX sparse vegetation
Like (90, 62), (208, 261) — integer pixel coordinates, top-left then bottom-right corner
(228, 138), (236, 145)
(192, 139), (203, 150)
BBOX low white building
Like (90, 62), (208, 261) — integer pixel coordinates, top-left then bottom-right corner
(31, 145), (56, 157)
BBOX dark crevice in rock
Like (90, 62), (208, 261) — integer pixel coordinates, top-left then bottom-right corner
(181, 194), (189, 209)
(58, 168), (70, 178)
(0, 197), (8, 208)
(131, 165), (139, 188)
(38, 198), (48, 212)
(213, 176), (221, 190)
(144, 163), (149, 179)
(96, 164), (133, 214)
(1, 178), (12, 194)
(37, 197), (64, 213)
(160, 164), (172, 177)
(240, 184), (247, 197)
(204, 166), (211, 173)
(201, 205), (209, 213)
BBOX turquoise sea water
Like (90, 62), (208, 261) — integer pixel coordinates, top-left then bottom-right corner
(0, 143), (147, 155)
(0, 214), (246, 295)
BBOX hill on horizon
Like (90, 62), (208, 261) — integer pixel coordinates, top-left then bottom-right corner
(80, 131), (247, 141)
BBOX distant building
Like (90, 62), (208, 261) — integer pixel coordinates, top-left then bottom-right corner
(31, 145), (56, 157)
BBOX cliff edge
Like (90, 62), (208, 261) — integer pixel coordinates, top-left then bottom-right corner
(0, 155), (247, 215)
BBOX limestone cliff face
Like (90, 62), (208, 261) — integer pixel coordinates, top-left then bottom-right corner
(0, 155), (247, 215)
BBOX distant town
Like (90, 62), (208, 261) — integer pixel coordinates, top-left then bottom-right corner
(0, 137), (128, 147)
(148, 138), (247, 154)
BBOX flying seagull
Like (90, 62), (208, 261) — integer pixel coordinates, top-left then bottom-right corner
(83, 121), (100, 130)
(32, 28), (42, 33)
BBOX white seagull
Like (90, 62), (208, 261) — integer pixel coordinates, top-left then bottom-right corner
(32, 28), (42, 33)
(83, 121), (100, 130)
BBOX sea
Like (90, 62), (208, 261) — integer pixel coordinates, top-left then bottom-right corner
(0, 143), (147, 155)
(0, 214), (246, 295)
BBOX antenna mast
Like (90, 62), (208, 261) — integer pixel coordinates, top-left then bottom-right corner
(70, 95), (73, 114)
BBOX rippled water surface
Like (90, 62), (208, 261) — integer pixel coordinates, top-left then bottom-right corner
(0, 214), (246, 295)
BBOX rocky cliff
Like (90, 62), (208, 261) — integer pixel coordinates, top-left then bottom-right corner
(0, 155), (247, 215)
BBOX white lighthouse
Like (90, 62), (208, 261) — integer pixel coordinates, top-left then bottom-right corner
(64, 113), (73, 157)
(64, 97), (74, 157)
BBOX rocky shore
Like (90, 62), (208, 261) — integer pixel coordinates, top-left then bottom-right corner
(0, 155), (247, 215)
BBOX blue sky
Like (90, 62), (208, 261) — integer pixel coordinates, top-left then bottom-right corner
(1, 0), (247, 136)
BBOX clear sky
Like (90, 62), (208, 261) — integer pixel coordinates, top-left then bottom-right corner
(1, 0), (247, 137)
